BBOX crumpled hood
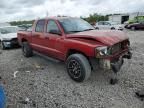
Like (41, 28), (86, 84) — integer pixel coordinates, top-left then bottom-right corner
(0, 33), (17, 40)
(66, 30), (128, 46)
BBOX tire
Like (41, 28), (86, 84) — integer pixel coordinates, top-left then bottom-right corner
(22, 42), (33, 57)
(111, 27), (115, 30)
(95, 27), (99, 30)
(0, 41), (6, 50)
(66, 54), (91, 82)
(131, 26), (135, 30)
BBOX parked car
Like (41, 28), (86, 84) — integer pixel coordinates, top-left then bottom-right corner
(95, 21), (123, 30)
(125, 22), (144, 30)
(18, 24), (32, 31)
(0, 26), (19, 49)
(18, 17), (132, 82)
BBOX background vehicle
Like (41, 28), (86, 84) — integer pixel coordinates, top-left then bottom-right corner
(125, 22), (144, 30)
(124, 16), (144, 29)
(0, 26), (19, 49)
(18, 17), (132, 82)
(95, 21), (123, 30)
(18, 24), (32, 31)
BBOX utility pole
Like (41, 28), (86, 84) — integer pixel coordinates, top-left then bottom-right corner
(46, 11), (49, 17)
(136, 12), (139, 22)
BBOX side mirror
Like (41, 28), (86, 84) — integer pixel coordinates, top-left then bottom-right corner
(49, 30), (62, 35)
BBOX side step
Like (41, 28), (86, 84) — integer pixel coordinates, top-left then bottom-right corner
(33, 51), (61, 63)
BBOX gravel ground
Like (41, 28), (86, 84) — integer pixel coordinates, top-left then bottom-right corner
(0, 30), (144, 108)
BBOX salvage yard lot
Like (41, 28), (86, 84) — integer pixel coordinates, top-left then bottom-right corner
(0, 30), (144, 108)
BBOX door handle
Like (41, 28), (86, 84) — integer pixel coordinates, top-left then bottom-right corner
(34, 34), (40, 37)
(44, 37), (49, 39)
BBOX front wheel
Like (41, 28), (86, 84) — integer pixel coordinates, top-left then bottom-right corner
(22, 42), (33, 57)
(111, 27), (115, 30)
(66, 54), (91, 82)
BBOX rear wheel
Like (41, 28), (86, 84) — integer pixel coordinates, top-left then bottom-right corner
(22, 42), (33, 57)
(95, 27), (99, 30)
(131, 26), (135, 30)
(66, 54), (91, 82)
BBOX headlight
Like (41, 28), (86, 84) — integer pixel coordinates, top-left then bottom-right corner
(2, 38), (11, 41)
(95, 46), (111, 58)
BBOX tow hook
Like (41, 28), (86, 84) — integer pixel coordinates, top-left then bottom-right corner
(110, 57), (124, 85)
(123, 52), (132, 59)
(111, 57), (124, 73)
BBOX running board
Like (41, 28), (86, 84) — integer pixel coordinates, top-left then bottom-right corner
(33, 51), (60, 63)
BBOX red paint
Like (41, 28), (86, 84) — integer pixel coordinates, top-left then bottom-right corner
(17, 17), (130, 61)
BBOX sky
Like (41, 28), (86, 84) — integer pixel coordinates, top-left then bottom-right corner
(0, 0), (144, 22)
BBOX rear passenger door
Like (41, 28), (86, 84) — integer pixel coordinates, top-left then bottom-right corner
(31, 20), (48, 53)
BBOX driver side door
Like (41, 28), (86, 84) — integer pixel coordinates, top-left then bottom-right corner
(44, 20), (65, 60)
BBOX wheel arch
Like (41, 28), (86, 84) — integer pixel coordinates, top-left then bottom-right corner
(21, 38), (28, 42)
(20, 38), (28, 46)
(66, 49), (91, 63)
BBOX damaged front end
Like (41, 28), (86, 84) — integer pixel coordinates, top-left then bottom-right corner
(92, 40), (132, 73)
(99, 51), (132, 73)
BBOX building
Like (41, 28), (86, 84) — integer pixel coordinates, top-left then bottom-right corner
(108, 12), (144, 24)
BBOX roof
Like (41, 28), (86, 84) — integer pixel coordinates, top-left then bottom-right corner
(0, 26), (18, 29)
(108, 12), (144, 17)
(37, 16), (79, 21)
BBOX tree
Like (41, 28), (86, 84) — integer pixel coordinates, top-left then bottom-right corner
(82, 13), (108, 24)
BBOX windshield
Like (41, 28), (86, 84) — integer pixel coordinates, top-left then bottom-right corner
(59, 18), (95, 33)
(0, 27), (18, 34)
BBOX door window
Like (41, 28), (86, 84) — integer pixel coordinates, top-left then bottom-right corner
(98, 22), (104, 25)
(104, 22), (110, 25)
(47, 20), (60, 33)
(35, 20), (45, 32)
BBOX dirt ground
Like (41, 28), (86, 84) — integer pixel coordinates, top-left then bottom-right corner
(0, 30), (144, 108)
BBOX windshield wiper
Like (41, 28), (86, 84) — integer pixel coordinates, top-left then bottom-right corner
(67, 29), (94, 34)
(82, 29), (94, 31)
(67, 31), (82, 33)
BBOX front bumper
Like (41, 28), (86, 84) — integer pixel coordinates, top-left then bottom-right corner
(3, 38), (19, 48)
(90, 51), (132, 73)
(118, 28), (123, 30)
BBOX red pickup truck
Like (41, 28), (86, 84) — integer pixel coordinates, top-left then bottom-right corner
(18, 17), (132, 82)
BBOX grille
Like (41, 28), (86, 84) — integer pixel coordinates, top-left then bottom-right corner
(111, 40), (128, 54)
(111, 43), (121, 54)
(11, 38), (18, 44)
(11, 38), (17, 41)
